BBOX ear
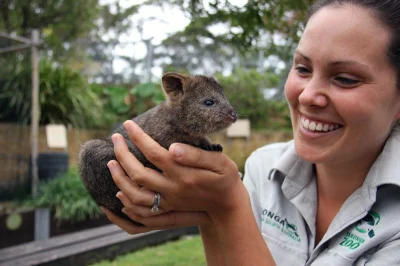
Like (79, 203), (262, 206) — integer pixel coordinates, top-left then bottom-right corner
(162, 72), (189, 96)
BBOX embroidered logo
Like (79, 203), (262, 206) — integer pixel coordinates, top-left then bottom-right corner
(340, 211), (381, 250)
(355, 211), (380, 238)
(261, 209), (301, 243)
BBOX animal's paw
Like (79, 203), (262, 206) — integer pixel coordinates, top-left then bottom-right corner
(196, 143), (223, 152)
(211, 143), (223, 152)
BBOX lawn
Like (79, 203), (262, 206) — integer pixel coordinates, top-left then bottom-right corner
(90, 235), (206, 266)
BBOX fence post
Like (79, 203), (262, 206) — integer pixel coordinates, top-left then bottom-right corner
(31, 29), (40, 197)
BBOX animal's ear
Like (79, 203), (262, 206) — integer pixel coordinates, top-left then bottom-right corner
(162, 72), (189, 96)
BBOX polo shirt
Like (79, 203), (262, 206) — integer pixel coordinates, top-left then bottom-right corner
(243, 128), (400, 265)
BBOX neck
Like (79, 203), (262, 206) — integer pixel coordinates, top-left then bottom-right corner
(315, 151), (379, 206)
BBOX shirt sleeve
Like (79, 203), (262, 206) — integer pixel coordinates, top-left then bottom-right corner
(243, 151), (263, 229)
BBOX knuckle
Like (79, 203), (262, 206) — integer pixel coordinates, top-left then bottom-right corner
(221, 156), (237, 173)
(114, 150), (125, 164)
(182, 176), (196, 187)
(132, 172), (145, 184)
(193, 149), (203, 165)
(132, 195), (147, 206)
(147, 149), (163, 163)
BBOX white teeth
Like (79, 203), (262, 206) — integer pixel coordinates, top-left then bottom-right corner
(300, 116), (341, 133)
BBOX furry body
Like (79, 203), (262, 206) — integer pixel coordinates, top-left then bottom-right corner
(78, 73), (237, 225)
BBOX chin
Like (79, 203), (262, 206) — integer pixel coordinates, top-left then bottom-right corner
(294, 137), (330, 164)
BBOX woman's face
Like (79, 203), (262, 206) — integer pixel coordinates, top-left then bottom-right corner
(285, 5), (400, 166)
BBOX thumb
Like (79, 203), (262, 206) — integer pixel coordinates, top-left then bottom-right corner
(169, 143), (231, 173)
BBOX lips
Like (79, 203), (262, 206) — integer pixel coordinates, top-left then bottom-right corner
(300, 115), (343, 132)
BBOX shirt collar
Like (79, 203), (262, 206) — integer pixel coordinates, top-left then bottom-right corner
(364, 128), (400, 188)
(268, 128), (400, 189)
(267, 141), (314, 199)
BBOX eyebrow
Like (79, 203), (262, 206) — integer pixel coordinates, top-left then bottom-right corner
(295, 50), (370, 68)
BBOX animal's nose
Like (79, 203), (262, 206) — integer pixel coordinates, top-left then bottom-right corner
(229, 110), (238, 122)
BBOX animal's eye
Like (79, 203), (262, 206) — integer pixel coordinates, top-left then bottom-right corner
(204, 100), (214, 106)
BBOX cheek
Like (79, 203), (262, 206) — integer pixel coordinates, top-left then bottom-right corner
(284, 70), (302, 106)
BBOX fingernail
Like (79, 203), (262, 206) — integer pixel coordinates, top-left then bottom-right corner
(100, 206), (105, 212)
(123, 121), (133, 132)
(107, 160), (115, 169)
(111, 134), (120, 144)
(121, 207), (127, 214)
(116, 191), (121, 199)
(173, 144), (184, 158)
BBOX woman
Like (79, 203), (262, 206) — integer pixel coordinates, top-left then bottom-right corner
(103, 0), (400, 265)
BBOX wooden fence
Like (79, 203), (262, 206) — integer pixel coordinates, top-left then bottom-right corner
(0, 123), (293, 189)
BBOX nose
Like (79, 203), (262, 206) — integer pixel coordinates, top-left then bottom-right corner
(229, 110), (238, 122)
(298, 78), (328, 108)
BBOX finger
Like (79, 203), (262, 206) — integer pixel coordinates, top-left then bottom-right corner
(123, 204), (166, 218)
(117, 191), (166, 216)
(122, 120), (175, 171)
(107, 159), (140, 189)
(110, 136), (172, 192)
(102, 207), (159, 235)
(111, 133), (147, 180)
(124, 210), (210, 228)
(108, 160), (168, 207)
(169, 143), (235, 174)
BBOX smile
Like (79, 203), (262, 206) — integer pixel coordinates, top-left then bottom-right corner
(300, 116), (343, 133)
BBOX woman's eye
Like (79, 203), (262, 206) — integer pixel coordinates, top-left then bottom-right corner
(334, 76), (360, 86)
(204, 100), (214, 106)
(295, 66), (311, 75)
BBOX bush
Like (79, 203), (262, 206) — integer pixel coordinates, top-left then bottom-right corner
(25, 167), (101, 223)
(89, 82), (166, 130)
(0, 59), (104, 128)
(266, 100), (292, 130)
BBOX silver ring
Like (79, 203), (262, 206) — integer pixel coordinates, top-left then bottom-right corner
(151, 192), (161, 212)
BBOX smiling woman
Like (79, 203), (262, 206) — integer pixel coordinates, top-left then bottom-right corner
(99, 1), (400, 265)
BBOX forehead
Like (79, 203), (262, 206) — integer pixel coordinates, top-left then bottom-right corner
(299, 5), (392, 67)
(187, 76), (224, 95)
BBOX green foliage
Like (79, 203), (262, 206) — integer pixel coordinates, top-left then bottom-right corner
(129, 82), (165, 116)
(25, 168), (101, 223)
(91, 235), (205, 266)
(88, 84), (133, 129)
(216, 68), (280, 128)
(87, 82), (165, 129)
(266, 100), (292, 130)
(0, 59), (104, 128)
(0, 0), (100, 61)
(150, 0), (314, 73)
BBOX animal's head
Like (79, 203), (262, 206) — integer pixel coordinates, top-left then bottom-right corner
(162, 72), (237, 135)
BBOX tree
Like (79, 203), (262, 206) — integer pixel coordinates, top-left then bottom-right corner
(0, 0), (100, 61)
(146, 0), (314, 92)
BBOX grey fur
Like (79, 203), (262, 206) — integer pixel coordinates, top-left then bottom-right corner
(77, 73), (237, 225)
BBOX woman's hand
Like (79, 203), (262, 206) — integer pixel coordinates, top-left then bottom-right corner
(103, 158), (211, 234)
(110, 120), (245, 217)
(106, 120), (274, 266)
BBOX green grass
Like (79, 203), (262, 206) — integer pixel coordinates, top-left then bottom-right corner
(90, 235), (206, 266)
